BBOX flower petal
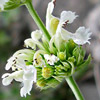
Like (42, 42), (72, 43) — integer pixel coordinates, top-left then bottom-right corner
(2, 70), (23, 86)
(5, 56), (15, 70)
(74, 27), (92, 45)
(44, 54), (59, 65)
(24, 38), (36, 50)
(31, 30), (42, 40)
(61, 27), (92, 45)
(23, 65), (37, 82)
(46, 0), (55, 33)
(60, 11), (78, 24)
(20, 80), (33, 97)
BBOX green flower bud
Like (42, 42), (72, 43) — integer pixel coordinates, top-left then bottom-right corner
(42, 67), (54, 79)
(37, 79), (46, 87)
(68, 56), (76, 62)
(0, 0), (31, 12)
(57, 51), (66, 60)
(50, 18), (59, 36)
(55, 61), (75, 77)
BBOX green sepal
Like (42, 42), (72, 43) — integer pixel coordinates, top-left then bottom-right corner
(73, 46), (85, 66)
(46, 78), (60, 88)
(76, 54), (91, 72)
(55, 61), (75, 77)
(65, 39), (77, 59)
(36, 78), (46, 88)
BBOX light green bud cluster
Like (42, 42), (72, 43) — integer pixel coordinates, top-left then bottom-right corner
(34, 39), (91, 89)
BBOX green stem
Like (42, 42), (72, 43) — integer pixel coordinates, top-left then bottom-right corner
(25, 1), (51, 41)
(66, 76), (84, 100)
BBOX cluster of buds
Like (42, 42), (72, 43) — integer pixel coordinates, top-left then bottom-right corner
(1, 0), (92, 97)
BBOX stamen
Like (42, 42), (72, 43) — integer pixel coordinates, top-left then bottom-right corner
(63, 20), (69, 28)
(48, 60), (50, 62)
(35, 58), (37, 61)
(24, 60), (28, 62)
(15, 57), (17, 59)
(53, 0), (56, 7)
(36, 61), (38, 64)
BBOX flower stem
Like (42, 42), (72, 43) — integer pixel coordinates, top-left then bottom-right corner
(25, 1), (51, 41)
(66, 76), (84, 100)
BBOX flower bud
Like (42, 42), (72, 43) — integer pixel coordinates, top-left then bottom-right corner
(57, 51), (66, 60)
(37, 79), (46, 87)
(42, 67), (54, 79)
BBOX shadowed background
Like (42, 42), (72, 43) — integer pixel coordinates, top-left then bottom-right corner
(0, 0), (100, 100)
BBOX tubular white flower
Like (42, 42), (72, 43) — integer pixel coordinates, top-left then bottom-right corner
(31, 30), (42, 40)
(61, 27), (92, 45)
(44, 54), (59, 65)
(54, 10), (78, 51)
(46, 0), (91, 47)
(5, 49), (34, 71)
(24, 38), (36, 50)
(29, 30), (45, 50)
(20, 65), (37, 97)
(2, 63), (37, 97)
(0, 0), (9, 10)
(2, 70), (23, 86)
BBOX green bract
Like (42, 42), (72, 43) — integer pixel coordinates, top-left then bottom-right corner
(0, 0), (31, 11)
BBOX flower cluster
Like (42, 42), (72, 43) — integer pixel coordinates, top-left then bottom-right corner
(2, 0), (92, 97)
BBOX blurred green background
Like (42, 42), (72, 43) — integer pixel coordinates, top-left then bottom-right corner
(0, 0), (100, 100)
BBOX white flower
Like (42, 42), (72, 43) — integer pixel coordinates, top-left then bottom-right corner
(24, 30), (45, 50)
(60, 11), (78, 25)
(5, 49), (34, 71)
(44, 54), (59, 65)
(46, 0), (92, 51)
(2, 61), (37, 97)
(24, 39), (36, 50)
(31, 30), (42, 40)
(3, 49), (36, 97)
(0, 0), (9, 10)
(61, 27), (92, 45)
